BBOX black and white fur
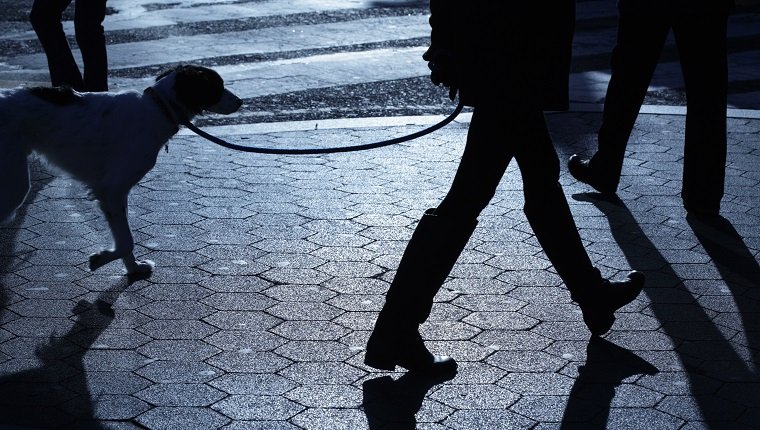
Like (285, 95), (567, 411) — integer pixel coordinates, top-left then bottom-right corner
(0, 65), (242, 275)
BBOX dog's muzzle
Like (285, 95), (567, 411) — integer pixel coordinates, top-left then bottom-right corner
(207, 89), (242, 114)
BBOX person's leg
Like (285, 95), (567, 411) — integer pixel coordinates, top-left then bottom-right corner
(568, 0), (670, 193)
(517, 110), (645, 335)
(365, 106), (513, 373)
(672, 7), (729, 216)
(74, 0), (108, 91)
(29, 0), (84, 90)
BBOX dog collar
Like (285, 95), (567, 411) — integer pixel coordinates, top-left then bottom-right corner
(144, 87), (181, 133)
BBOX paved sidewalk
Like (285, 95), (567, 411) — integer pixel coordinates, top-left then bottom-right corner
(1, 106), (759, 429)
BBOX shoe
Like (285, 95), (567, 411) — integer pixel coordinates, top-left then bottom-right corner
(364, 327), (457, 375)
(568, 154), (617, 195)
(574, 271), (645, 336)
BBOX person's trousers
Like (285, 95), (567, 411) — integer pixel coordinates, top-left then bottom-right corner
(436, 107), (598, 294)
(594, 0), (728, 211)
(30, 0), (108, 91)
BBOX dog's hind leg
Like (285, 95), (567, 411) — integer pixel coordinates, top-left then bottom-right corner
(0, 151), (31, 224)
(89, 193), (155, 275)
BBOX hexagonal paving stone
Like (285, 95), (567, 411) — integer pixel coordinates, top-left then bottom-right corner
(139, 284), (214, 301)
(135, 406), (230, 430)
(487, 350), (568, 373)
(212, 395), (304, 420)
(136, 360), (222, 384)
(274, 341), (356, 362)
(432, 384), (520, 409)
(290, 407), (370, 430)
(89, 394), (152, 420)
(138, 320), (218, 340)
(8, 298), (78, 318)
(199, 276), (272, 293)
(197, 259), (269, 276)
(270, 321), (349, 341)
(82, 350), (148, 372)
(201, 293), (277, 311)
(138, 300), (216, 320)
(2, 316), (79, 338)
(260, 267), (331, 285)
(135, 383), (227, 407)
(263, 284), (336, 302)
(206, 350), (292, 373)
(203, 311), (282, 331)
(137, 339), (221, 361)
(204, 330), (287, 352)
(83, 371), (152, 395)
(444, 409), (535, 430)
(279, 362), (366, 385)
(209, 373), (296, 396)
(266, 302), (342, 321)
(76, 328), (152, 350)
(463, 311), (539, 331)
(285, 384), (362, 408)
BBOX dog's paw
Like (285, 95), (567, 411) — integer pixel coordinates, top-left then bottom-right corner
(128, 259), (155, 275)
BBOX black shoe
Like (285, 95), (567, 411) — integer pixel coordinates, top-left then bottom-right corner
(575, 271), (645, 336)
(364, 327), (457, 374)
(568, 154), (617, 195)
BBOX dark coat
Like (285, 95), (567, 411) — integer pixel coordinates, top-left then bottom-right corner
(426, 1), (576, 111)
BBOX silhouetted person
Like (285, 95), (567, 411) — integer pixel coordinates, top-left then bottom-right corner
(364, 1), (645, 375)
(30, 0), (109, 91)
(568, 0), (735, 217)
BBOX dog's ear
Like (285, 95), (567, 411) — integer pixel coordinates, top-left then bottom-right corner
(172, 65), (225, 115)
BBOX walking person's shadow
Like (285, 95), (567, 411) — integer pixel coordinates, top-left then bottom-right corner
(362, 371), (456, 429)
(569, 193), (760, 428)
(686, 213), (760, 356)
(560, 337), (658, 429)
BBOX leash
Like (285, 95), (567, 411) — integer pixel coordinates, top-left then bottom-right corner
(181, 102), (464, 155)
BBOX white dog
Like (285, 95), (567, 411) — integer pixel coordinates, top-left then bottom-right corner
(0, 64), (242, 275)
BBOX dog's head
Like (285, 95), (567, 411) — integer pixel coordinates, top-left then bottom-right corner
(153, 65), (242, 118)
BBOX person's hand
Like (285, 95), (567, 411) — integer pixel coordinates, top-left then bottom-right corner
(423, 47), (459, 101)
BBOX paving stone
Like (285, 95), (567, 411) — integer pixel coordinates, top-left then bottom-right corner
(285, 384), (362, 408)
(212, 395), (304, 420)
(271, 320), (349, 341)
(136, 361), (222, 384)
(1, 4), (759, 428)
(135, 406), (230, 430)
(206, 350), (292, 373)
(136, 383), (227, 407)
(281, 361), (365, 385)
(209, 373), (296, 396)
(444, 409), (536, 430)
(204, 329), (287, 352)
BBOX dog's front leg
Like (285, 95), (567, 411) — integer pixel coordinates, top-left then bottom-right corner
(89, 193), (155, 275)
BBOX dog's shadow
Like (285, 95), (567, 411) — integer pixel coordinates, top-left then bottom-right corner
(0, 280), (133, 429)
